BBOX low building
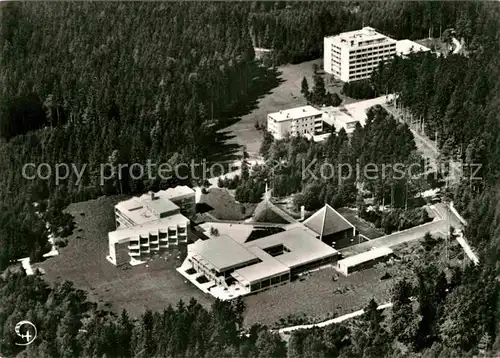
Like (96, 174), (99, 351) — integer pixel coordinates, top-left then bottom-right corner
(108, 186), (195, 266)
(321, 106), (360, 134)
(179, 225), (339, 299)
(336, 247), (393, 276)
(267, 105), (323, 140)
(303, 204), (356, 247)
(324, 27), (397, 82)
(396, 39), (431, 57)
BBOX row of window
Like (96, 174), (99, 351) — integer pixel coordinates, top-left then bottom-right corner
(350, 56), (393, 68)
(350, 50), (394, 61)
(350, 43), (395, 53)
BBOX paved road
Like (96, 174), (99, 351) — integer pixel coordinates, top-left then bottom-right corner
(382, 103), (462, 182)
(340, 203), (463, 256)
(382, 104), (439, 169)
(452, 37), (462, 55)
(277, 302), (393, 338)
(205, 159), (265, 188)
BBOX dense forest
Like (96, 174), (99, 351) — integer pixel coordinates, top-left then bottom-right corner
(2, 1), (500, 357)
(249, 1), (467, 64)
(0, 2), (260, 267)
(260, 105), (422, 211)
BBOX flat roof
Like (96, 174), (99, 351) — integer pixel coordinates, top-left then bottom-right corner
(321, 107), (359, 134)
(117, 193), (179, 225)
(160, 185), (195, 200)
(245, 227), (338, 269)
(343, 95), (394, 125)
(109, 213), (189, 244)
(189, 224), (338, 284)
(338, 247), (393, 268)
(396, 39), (430, 56)
(191, 235), (258, 272)
(268, 106), (323, 122)
(198, 222), (253, 244)
(327, 27), (396, 47)
(232, 246), (290, 284)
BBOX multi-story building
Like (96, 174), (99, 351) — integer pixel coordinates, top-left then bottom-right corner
(107, 186), (196, 266)
(267, 105), (323, 140)
(324, 26), (397, 82)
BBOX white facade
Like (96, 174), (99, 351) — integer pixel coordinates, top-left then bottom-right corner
(324, 27), (397, 82)
(321, 106), (360, 134)
(267, 105), (323, 140)
(395, 39), (431, 57)
(107, 187), (195, 266)
(336, 247), (393, 276)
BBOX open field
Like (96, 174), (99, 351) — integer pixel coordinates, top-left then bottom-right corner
(35, 196), (213, 317)
(197, 188), (257, 221)
(222, 59), (357, 158)
(337, 207), (384, 239)
(243, 265), (393, 328)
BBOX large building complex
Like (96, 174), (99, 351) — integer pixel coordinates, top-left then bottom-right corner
(267, 105), (323, 140)
(324, 27), (397, 82)
(178, 203), (359, 299)
(107, 186), (196, 266)
(181, 226), (339, 298)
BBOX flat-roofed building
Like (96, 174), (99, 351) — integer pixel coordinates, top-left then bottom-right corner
(108, 213), (190, 266)
(324, 27), (397, 82)
(180, 225), (339, 298)
(396, 39), (430, 57)
(161, 186), (196, 217)
(267, 105), (323, 140)
(108, 186), (195, 266)
(321, 106), (360, 134)
(188, 235), (261, 286)
(336, 247), (393, 276)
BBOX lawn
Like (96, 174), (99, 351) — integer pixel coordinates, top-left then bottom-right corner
(243, 265), (393, 328)
(222, 59), (357, 159)
(337, 207), (385, 239)
(35, 196), (213, 317)
(197, 188), (257, 221)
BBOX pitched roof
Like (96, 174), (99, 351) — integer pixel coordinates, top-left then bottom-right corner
(303, 204), (354, 237)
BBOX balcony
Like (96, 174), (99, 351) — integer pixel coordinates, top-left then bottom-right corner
(128, 244), (140, 250)
(129, 251), (140, 257)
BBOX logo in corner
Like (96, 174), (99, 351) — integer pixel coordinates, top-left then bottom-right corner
(15, 320), (37, 346)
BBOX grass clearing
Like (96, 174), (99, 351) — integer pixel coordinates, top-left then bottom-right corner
(243, 265), (393, 328)
(337, 207), (385, 239)
(35, 196), (213, 317)
(223, 59), (357, 158)
(198, 188), (257, 221)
